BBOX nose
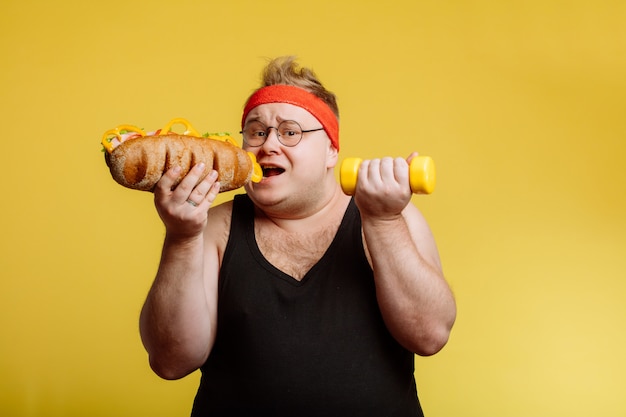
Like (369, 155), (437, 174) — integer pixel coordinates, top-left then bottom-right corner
(260, 126), (282, 152)
(265, 126), (280, 140)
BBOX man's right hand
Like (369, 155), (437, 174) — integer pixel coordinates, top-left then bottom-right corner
(153, 163), (221, 239)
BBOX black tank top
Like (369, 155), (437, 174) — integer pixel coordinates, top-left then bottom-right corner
(191, 194), (423, 417)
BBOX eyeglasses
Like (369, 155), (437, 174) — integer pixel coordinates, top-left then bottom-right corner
(240, 120), (324, 147)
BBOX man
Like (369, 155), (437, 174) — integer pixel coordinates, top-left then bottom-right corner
(139, 56), (456, 416)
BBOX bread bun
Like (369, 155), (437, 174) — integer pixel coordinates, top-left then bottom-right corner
(105, 134), (255, 192)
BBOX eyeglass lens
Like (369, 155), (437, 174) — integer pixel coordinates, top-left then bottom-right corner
(243, 120), (303, 147)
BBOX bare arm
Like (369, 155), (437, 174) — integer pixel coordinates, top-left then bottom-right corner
(355, 155), (456, 356)
(139, 164), (225, 380)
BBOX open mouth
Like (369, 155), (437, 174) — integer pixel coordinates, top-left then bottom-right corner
(262, 166), (285, 177)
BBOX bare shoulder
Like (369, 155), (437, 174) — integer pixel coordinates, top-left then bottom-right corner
(205, 199), (234, 260)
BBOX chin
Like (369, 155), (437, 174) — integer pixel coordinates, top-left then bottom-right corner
(245, 184), (286, 207)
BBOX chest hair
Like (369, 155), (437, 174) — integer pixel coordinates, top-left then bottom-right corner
(255, 222), (339, 281)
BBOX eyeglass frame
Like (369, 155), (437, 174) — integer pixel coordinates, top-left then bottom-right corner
(239, 120), (325, 147)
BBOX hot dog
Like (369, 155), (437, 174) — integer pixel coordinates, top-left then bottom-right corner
(102, 118), (262, 192)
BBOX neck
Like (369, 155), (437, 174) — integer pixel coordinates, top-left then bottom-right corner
(254, 182), (350, 232)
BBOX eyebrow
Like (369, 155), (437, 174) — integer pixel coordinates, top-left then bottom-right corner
(245, 116), (292, 126)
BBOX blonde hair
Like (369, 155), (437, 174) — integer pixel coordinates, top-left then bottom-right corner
(258, 56), (339, 118)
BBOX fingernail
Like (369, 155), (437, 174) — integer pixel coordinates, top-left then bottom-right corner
(197, 163), (205, 170)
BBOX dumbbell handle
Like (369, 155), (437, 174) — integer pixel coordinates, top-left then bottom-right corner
(340, 156), (436, 195)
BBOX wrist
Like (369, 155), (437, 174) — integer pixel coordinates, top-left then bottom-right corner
(163, 231), (204, 249)
(360, 212), (404, 226)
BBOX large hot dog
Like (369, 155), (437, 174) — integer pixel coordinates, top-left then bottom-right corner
(102, 118), (262, 192)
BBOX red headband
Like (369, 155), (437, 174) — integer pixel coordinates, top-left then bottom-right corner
(241, 84), (339, 150)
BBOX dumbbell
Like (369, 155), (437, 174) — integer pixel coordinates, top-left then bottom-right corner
(340, 156), (436, 195)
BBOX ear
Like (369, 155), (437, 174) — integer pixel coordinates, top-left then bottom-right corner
(326, 141), (339, 169)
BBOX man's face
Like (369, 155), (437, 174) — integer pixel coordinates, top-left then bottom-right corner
(242, 102), (337, 211)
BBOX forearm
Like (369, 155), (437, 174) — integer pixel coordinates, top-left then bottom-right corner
(139, 234), (216, 379)
(363, 213), (456, 356)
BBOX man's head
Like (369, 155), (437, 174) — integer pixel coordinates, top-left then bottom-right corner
(242, 56), (340, 151)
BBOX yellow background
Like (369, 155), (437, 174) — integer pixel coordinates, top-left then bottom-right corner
(1, 0), (624, 416)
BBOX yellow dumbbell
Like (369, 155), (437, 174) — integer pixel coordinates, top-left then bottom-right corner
(340, 156), (436, 195)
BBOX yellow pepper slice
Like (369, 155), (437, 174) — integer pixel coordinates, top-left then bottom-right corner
(247, 152), (263, 183)
(159, 117), (201, 137)
(101, 124), (145, 154)
(204, 132), (238, 146)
